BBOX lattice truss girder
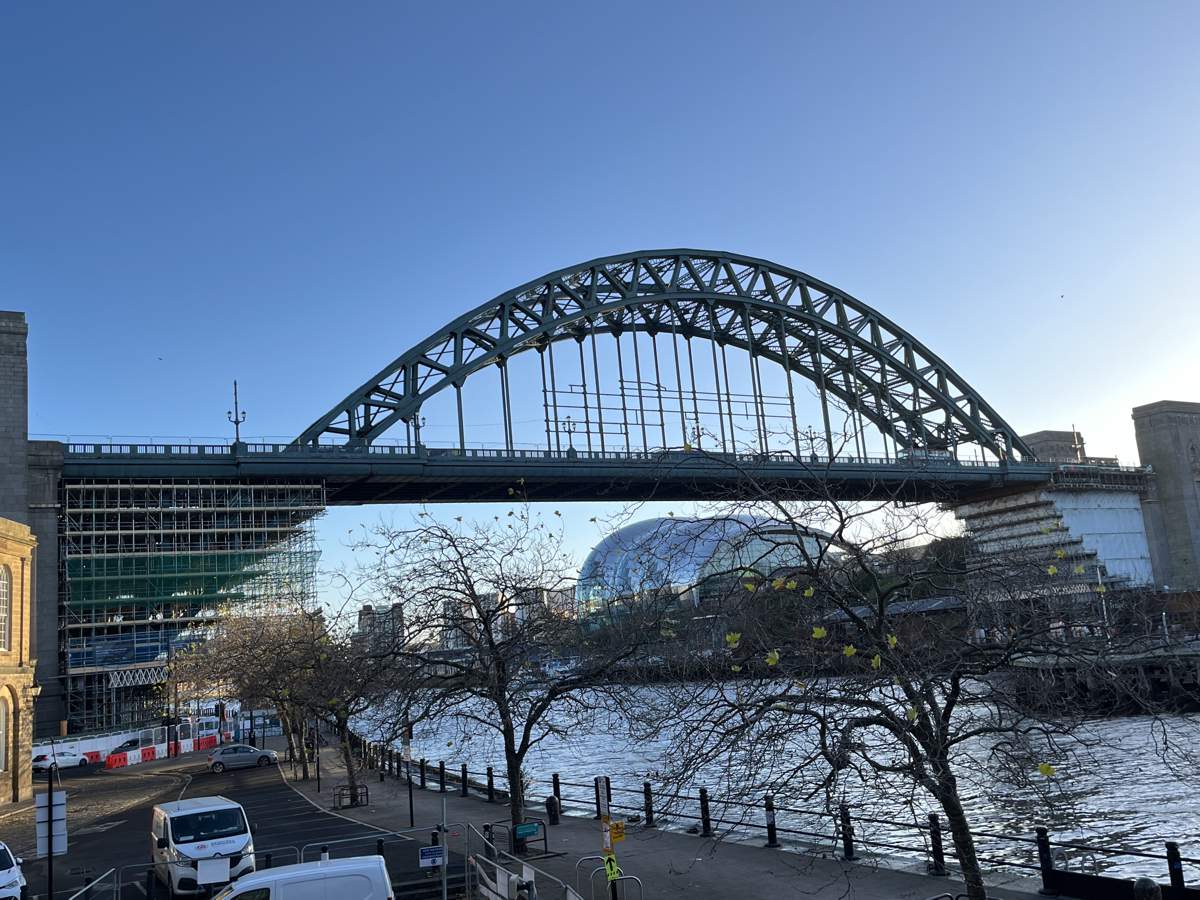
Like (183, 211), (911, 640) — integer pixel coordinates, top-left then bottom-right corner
(299, 251), (1030, 460)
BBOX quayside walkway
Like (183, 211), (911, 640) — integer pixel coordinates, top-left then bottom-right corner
(271, 737), (1044, 900)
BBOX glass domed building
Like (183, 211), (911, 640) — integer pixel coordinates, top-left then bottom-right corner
(576, 515), (832, 618)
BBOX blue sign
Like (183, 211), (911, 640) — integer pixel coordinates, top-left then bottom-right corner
(514, 822), (540, 839)
(419, 845), (446, 868)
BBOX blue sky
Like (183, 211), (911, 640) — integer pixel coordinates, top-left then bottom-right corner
(5, 2), (1199, 577)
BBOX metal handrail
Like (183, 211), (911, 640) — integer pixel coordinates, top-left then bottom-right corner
(67, 868), (115, 900)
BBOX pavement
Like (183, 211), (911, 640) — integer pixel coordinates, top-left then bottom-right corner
(0, 733), (1051, 899)
(276, 736), (1050, 900)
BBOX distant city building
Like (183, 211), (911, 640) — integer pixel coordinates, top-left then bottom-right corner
(576, 516), (831, 616)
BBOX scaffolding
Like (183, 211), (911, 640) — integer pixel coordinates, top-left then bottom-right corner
(59, 478), (324, 731)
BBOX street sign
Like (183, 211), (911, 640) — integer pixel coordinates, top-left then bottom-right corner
(609, 820), (625, 843)
(604, 854), (621, 882)
(514, 822), (540, 840)
(35, 791), (67, 857)
(419, 845), (446, 868)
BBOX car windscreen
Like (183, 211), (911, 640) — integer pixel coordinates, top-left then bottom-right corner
(170, 808), (247, 844)
(0, 846), (13, 868)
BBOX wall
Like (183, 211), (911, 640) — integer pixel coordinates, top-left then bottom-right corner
(28, 442), (64, 734)
(1133, 401), (1200, 590)
(0, 313), (29, 525)
(0, 518), (38, 804)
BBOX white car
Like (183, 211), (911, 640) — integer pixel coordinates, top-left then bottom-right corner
(0, 841), (26, 900)
(213, 856), (392, 900)
(31, 749), (90, 773)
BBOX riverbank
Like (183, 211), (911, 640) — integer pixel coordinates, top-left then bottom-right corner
(271, 735), (1045, 899)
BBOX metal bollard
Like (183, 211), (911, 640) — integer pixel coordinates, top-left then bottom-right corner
(1167, 842), (1185, 890)
(264, 853), (272, 869)
(546, 794), (560, 826)
(420, 758), (427, 789)
(1035, 827), (1056, 895)
(839, 803), (857, 860)
(552, 773), (561, 802)
(604, 776), (612, 805)
(593, 777), (602, 819)
(146, 869), (156, 900)
(765, 794), (780, 848)
(439, 760), (446, 793)
(431, 829), (440, 846)
(379, 767), (385, 783)
(643, 781), (656, 829)
(699, 787), (712, 837)
(461, 763), (469, 797)
(377, 838), (385, 857)
(486, 766), (496, 802)
(928, 813), (947, 876)
(320, 845), (330, 861)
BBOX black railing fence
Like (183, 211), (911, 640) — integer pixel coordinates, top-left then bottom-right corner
(339, 731), (1199, 895)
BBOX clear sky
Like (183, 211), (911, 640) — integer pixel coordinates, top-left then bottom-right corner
(5, 2), (1199, 579)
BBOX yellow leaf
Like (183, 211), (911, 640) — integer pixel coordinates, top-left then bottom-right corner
(1047, 565), (1058, 576)
(1038, 762), (1056, 777)
(871, 654), (882, 670)
(1096, 584), (1107, 594)
(772, 578), (785, 590)
(446, 740), (453, 747)
(1055, 548), (1066, 559)
(811, 626), (827, 640)
(1073, 565), (1085, 575)
(803, 585), (815, 598)
(906, 707), (918, 722)
(842, 644), (857, 657)
(765, 649), (781, 666)
(743, 582), (757, 592)
(785, 580), (798, 590)
(724, 631), (742, 646)
(507, 487), (515, 496)
(887, 634), (898, 649)
(731, 664), (742, 673)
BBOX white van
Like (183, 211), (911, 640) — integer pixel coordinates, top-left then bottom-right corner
(151, 796), (256, 894)
(212, 857), (393, 900)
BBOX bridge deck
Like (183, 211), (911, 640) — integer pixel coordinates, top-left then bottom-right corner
(61, 442), (1061, 504)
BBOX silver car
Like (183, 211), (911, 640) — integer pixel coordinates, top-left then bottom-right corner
(207, 744), (278, 773)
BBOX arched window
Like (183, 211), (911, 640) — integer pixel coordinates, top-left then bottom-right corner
(0, 697), (7, 773)
(0, 566), (10, 652)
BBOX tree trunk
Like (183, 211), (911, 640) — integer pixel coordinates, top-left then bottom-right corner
(278, 707), (297, 762)
(937, 779), (987, 900)
(340, 726), (359, 801)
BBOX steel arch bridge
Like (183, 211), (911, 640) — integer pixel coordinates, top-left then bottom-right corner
(64, 250), (1057, 504)
(298, 249), (1032, 462)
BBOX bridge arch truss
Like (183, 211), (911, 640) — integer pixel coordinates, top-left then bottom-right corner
(298, 250), (1032, 463)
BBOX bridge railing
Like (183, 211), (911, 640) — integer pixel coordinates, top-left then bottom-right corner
(64, 441), (1037, 471)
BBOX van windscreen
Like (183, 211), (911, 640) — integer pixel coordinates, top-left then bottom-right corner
(170, 808), (247, 843)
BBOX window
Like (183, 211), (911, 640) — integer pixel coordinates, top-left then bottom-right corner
(0, 699), (7, 773)
(0, 566), (10, 652)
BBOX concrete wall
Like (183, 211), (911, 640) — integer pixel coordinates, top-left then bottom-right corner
(0, 518), (38, 803)
(0, 313), (29, 526)
(1133, 401), (1200, 590)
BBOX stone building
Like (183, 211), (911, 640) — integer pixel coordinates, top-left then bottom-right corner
(0, 517), (38, 804)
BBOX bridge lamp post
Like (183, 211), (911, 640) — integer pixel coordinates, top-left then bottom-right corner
(562, 416), (577, 457)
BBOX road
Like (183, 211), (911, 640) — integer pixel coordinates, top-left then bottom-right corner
(18, 758), (461, 900)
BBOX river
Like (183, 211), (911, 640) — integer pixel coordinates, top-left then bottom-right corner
(391, 683), (1200, 881)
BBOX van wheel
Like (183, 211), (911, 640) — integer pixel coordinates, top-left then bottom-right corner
(212, 762), (225, 773)
(78, 759), (89, 768)
(257, 755), (271, 767)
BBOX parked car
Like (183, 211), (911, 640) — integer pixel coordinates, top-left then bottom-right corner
(212, 857), (392, 900)
(208, 744), (277, 773)
(31, 749), (89, 773)
(0, 842), (26, 900)
(151, 796), (256, 895)
(113, 737), (141, 753)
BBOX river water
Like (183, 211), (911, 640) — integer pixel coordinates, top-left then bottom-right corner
(395, 684), (1200, 881)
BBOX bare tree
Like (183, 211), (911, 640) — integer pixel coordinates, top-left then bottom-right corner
(348, 504), (671, 834)
(617, 453), (1197, 900)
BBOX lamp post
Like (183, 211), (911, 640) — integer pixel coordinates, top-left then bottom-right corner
(227, 380), (247, 444)
(562, 416), (577, 455)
